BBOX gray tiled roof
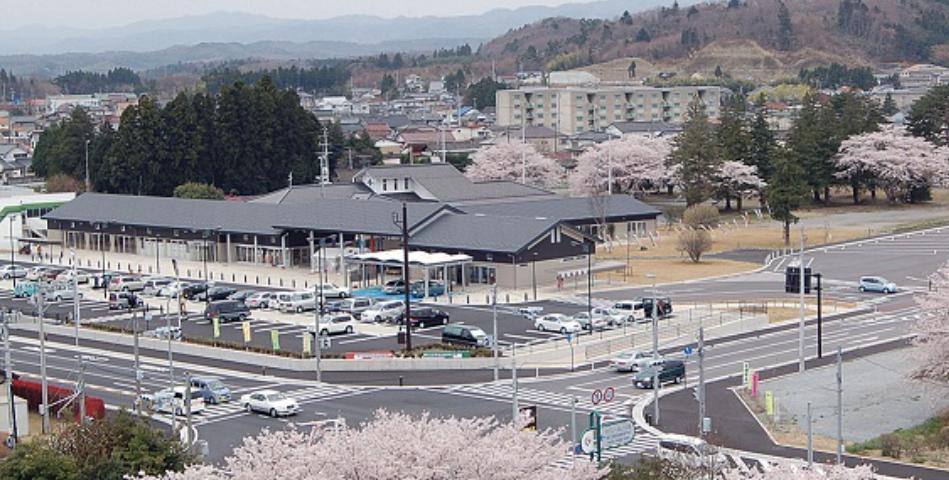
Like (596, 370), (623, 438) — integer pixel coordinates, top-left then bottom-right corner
(410, 213), (561, 254)
(356, 163), (463, 180)
(45, 193), (452, 237)
(251, 183), (373, 204)
(419, 179), (554, 203)
(458, 195), (661, 222)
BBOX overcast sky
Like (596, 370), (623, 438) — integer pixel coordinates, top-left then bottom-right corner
(6, 0), (589, 29)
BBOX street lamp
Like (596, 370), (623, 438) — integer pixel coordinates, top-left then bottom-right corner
(9, 212), (16, 289)
(202, 227), (221, 310)
(84, 139), (91, 193)
(95, 222), (108, 298)
(531, 252), (538, 301)
(646, 272), (659, 425)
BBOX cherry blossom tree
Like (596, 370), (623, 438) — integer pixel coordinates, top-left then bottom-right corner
(142, 410), (605, 480)
(913, 262), (949, 383)
(723, 463), (879, 479)
(569, 135), (672, 196)
(466, 142), (563, 188)
(713, 160), (765, 211)
(835, 126), (949, 203)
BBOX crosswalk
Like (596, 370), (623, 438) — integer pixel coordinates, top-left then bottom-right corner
(196, 383), (375, 420)
(443, 382), (659, 463)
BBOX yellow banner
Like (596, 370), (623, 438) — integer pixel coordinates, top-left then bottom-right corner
(242, 320), (251, 343)
(271, 330), (280, 351)
(303, 332), (312, 355)
(212, 318), (220, 338)
(765, 391), (774, 417)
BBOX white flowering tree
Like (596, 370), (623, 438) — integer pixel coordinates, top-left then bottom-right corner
(724, 463), (879, 479)
(466, 142), (563, 188)
(835, 126), (949, 203)
(569, 135), (672, 196)
(142, 410), (605, 480)
(713, 161), (765, 211)
(913, 263), (949, 383)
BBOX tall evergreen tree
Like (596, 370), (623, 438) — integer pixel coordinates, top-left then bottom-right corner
(881, 93), (898, 116)
(32, 107), (94, 180)
(100, 96), (164, 194)
(717, 95), (751, 165)
(669, 98), (721, 206)
(159, 93), (201, 195)
(785, 94), (838, 202)
(766, 150), (809, 246)
(776, 0), (793, 51)
(907, 84), (949, 146)
(748, 102), (777, 180)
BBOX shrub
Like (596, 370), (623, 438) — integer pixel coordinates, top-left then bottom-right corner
(682, 204), (720, 228)
(172, 182), (225, 200)
(677, 229), (713, 263)
(46, 173), (84, 193)
(879, 433), (902, 458)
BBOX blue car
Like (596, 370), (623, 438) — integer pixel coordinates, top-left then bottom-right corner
(859, 276), (896, 294)
(411, 280), (445, 298)
(189, 377), (232, 404)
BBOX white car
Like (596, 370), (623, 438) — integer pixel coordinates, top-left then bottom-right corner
(656, 434), (727, 471)
(150, 326), (182, 340)
(139, 386), (205, 416)
(0, 265), (28, 279)
(109, 275), (145, 292)
(239, 390), (301, 417)
(56, 269), (90, 284)
(25, 266), (49, 281)
(316, 283), (350, 299)
(276, 291), (317, 313)
(610, 351), (661, 372)
(534, 313), (582, 334)
(47, 282), (82, 302)
(360, 300), (404, 323)
(157, 281), (189, 298)
(594, 307), (636, 325)
(517, 306), (544, 319)
(572, 311), (610, 330)
(308, 313), (356, 336)
(245, 291), (277, 309)
(142, 276), (174, 296)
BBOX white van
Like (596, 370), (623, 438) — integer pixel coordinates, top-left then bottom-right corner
(656, 434), (727, 471)
(277, 291), (316, 313)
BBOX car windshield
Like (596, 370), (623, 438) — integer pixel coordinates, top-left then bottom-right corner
(697, 443), (719, 455)
(206, 380), (225, 390)
(266, 393), (286, 402)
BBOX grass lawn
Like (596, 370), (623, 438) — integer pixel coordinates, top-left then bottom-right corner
(846, 412), (949, 468)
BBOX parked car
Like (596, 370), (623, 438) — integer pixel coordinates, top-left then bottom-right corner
(157, 281), (190, 298)
(56, 269), (91, 285)
(13, 282), (39, 298)
(204, 300), (250, 323)
(324, 297), (374, 315)
(47, 282), (82, 302)
(382, 279), (406, 295)
(309, 313), (356, 336)
(632, 360), (686, 389)
(150, 326), (182, 341)
(142, 277), (174, 296)
(402, 306), (450, 328)
(360, 300), (405, 323)
(109, 275), (145, 292)
(109, 292), (143, 310)
(92, 271), (122, 289)
(410, 280), (446, 297)
(593, 307), (636, 325)
(245, 291), (276, 309)
(572, 311), (610, 330)
(315, 283), (350, 299)
(139, 386), (205, 416)
(42, 268), (65, 281)
(656, 434), (728, 471)
(181, 282), (210, 300)
(25, 266), (50, 281)
(635, 297), (673, 318)
(227, 290), (256, 302)
(197, 286), (237, 302)
(442, 323), (490, 347)
(239, 390), (300, 417)
(276, 291), (316, 313)
(859, 276), (897, 294)
(610, 351), (662, 373)
(0, 265), (28, 279)
(534, 313), (582, 334)
(189, 377), (232, 404)
(517, 306), (544, 319)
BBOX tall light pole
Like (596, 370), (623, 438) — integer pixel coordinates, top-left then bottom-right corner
(71, 250), (80, 348)
(392, 203), (412, 351)
(37, 280), (50, 434)
(647, 273), (659, 425)
(798, 224), (806, 373)
(84, 139), (91, 193)
(314, 236), (325, 382)
(10, 212), (16, 289)
(492, 283), (499, 381)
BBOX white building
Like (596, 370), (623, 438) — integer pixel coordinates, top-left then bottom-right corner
(0, 189), (76, 253)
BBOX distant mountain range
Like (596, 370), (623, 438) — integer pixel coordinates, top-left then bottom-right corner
(1, 0), (694, 56)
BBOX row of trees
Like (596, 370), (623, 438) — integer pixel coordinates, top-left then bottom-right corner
(32, 76), (367, 196)
(201, 64), (351, 96)
(53, 68), (143, 94)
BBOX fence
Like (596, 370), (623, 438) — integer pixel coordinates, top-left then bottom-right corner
(12, 378), (106, 422)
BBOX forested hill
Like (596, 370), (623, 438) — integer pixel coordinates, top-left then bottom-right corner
(475, 0), (949, 77)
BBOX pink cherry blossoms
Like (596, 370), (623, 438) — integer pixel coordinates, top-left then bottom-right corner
(569, 135), (673, 196)
(465, 142), (563, 188)
(913, 262), (949, 383)
(723, 463), (880, 479)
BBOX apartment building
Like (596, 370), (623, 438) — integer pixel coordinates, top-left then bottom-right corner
(496, 86), (726, 135)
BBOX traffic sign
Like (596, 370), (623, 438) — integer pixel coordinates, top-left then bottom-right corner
(565, 333), (573, 343)
(591, 389), (603, 405)
(319, 335), (331, 349)
(603, 387), (615, 403)
(599, 418), (635, 450)
(580, 429), (597, 454)
(683, 345), (693, 356)
(0, 324), (8, 343)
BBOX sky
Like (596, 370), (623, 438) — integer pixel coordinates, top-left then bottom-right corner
(3, 0), (590, 29)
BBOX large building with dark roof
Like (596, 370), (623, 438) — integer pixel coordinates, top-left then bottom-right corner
(44, 164), (661, 289)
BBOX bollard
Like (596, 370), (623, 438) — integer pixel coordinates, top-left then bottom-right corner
(524, 293), (528, 302)
(148, 266), (152, 274)
(398, 376), (404, 387)
(255, 276), (259, 284)
(466, 295), (470, 304)
(244, 275), (247, 283)
(535, 367), (539, 377)
(279, 279), (283, 287)
(268, 277), (271, 286)
(262, 366), (267, 376)
(292, 280), (296, 288)
(486, 295), (490, 304)
(506, 294), (510, 303)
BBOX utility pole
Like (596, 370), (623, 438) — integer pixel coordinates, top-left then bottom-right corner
(650, 276), (659, 426)
(37, 281), (50, 434)
(520, 118), (526, 184)
(78, 359), (86, 423)
(9, 212), (16, 289)
(399, 202), (412, 351)
(72, 251), (80, 348)
(84, 139), (91, 193)
(697, 326), (706, 439)
(492, 284), (499, 381)
(511, 343), (518, 423)
(836, 346), (843, 465)
(319, 125), (330, 199)
(816, 273), (823, 359)
(4, 318), (18, 448)
(185, 371), (193, 448)
(798, 224), (806, 373)
(133, 310), (142, 416)
(571, 395), (578, 462)
(314, 238), (323, 382)
(807, 401), (813, 468)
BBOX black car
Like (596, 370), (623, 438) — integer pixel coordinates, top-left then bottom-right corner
(204, 300), (250, 323)
(181, 283), (210, 300)
(636, 297), (673, 317)
(441, 324), (489, 347)
(227, 290), (256, 302)
(197, 286), (236, 302)
(403, 307), (450, 328)
(632, 360), (685, 389)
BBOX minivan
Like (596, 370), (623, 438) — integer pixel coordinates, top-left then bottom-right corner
(442, 324), (490, 347)
(189, 377), (232, 404)
(632, 359), (685, 389)
(859, 276), (896, 294)
(205, 300), (250, 323)
(277, 291), (316, 313)
(109, 275), (145, 292)
(142, 277), (174, 296)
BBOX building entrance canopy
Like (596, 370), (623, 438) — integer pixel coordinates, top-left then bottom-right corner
(346, 249), (472, 268)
